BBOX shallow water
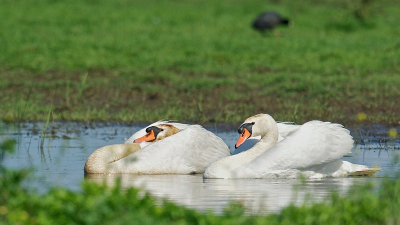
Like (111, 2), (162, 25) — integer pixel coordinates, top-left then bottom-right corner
(1, 122), (399, 214)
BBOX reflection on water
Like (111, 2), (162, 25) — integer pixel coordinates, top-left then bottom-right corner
(85, 173), (367, 214)
(0, 122), (399, 214)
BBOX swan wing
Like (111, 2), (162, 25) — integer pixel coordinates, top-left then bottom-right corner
(177, 125), (231, 172)
(276, 122), (300, 141)
(124, 125), (230, 174)
(238, 121), (353, 175)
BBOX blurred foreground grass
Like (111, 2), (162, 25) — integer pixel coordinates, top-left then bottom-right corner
(1, 0), (399, 124)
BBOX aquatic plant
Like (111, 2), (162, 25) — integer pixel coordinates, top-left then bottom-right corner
(75, 72), (88, 106)
(39, 105), (52, 149)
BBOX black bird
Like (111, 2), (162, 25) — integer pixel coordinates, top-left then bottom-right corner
(252, 11), (290, 33)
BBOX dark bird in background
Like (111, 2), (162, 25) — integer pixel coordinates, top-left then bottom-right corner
(252, 11), (290, 34)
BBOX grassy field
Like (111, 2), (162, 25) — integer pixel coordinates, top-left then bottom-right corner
(1, 0), (400, 124)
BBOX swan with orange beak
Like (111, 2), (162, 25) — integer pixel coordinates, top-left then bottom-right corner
(204, 114), (379, 179)
(85, 123), (230, 174)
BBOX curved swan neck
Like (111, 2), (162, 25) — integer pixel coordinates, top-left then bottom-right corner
(203, 114), (280, 179)
(250, 114), (279, 143)
(236, 117), (280, 162)
(259, 125), (279, 143)
(84, 144), (141, 174)
(249, 114), (279, 154)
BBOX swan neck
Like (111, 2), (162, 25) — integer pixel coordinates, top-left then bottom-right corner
(253, 124), (279, 153)
(240, 128), (279, 161)
(84, 144), (141, 174)
(259, 128), (279, 144)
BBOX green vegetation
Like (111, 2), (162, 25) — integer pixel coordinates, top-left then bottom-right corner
(1, 0), (400, 124)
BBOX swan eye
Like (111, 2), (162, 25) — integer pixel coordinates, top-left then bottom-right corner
(144, 126), (163, 139)
(237, 123), (254, 135)
(238, 125), (244, 134)
(252, 122), (255, 125)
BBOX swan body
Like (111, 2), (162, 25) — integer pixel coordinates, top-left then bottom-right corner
(85, 124), (230, 174)
(204, 114), (379, 179)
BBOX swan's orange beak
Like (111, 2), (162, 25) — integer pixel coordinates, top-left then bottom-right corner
(134, 130), (156, 143)
(235, 128), (251, 149)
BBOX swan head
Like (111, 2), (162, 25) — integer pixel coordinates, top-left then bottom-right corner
(134, 124), (180, 143)
(235, 114), (277, 148)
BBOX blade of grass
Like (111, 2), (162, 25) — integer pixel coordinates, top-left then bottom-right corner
(198, 93), (204, 122)
(40, 108), (52, 149)
(40, 92), (54, 149)
(66, 80), (70, 107)
(75, 72), (88, 105)
(17, 82), (34, 123)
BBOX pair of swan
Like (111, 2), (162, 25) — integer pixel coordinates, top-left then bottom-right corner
(84, 114), (379, 178)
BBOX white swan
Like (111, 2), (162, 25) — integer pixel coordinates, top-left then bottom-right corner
(204, 114), (379, 179)
(85, 123), (230, 174)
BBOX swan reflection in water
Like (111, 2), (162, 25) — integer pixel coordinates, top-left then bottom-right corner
(85, 174), (363, 214)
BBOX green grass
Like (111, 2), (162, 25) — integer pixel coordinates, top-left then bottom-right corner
(1, 0), (400, 124)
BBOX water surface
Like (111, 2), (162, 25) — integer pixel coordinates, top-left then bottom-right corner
(1, 122), (399, 214)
